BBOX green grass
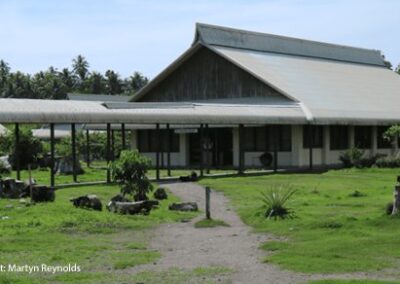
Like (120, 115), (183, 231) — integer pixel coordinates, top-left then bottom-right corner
(194, 218), (230, 228)
(199, 168), (400, 274)
(0, 183), (197, 282)
(6, 164), (237, 186)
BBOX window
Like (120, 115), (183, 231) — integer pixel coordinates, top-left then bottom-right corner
(354, 126), (372, 149)
(243, 126), (291, 152)
(330, 126), (348, 150)
(137, 130), (180, 152)
(303, 125), (323, 148)
(377, 126), (391, 149)
(279, 125), (292, 152)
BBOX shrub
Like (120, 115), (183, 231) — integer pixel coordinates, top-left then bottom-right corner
(0, 125), (43, 169)
(376, 156), (400, 168)
(339, 147), (364, 168)
(386, 202), (394, 215)
(339, 147), (382, 168)
(110, 150), (153, 201)
(261, 185), (297, 220)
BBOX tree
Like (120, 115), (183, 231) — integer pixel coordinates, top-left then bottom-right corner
(0, 60), (10, 90)
(110, 150), (153, 201)
(72, 55), (89, 83)
(0, 125), (43, 169)
(124, 71), (149, 94)
(31, 69), (67, 100)
(382, 54), (392, 70)
(59, 68), (76, 90)
(4, 72), (33, 98)
(86, 71), (105, 94)
(105, 70), (122, 94)
(396, 64), (400, 75)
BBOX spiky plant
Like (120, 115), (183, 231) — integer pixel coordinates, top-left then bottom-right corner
(261, 185), (297, 220)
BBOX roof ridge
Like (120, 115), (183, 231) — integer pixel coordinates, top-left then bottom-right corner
(195, 22), (381, 54)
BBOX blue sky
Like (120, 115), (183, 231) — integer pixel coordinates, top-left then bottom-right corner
(0, 0), (399, 78)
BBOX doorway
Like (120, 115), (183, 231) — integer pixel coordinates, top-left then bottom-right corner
(189, 127), (233, 168)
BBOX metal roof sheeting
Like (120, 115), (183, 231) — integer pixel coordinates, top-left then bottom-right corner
(211, 45), (400, 124)
(67, 93), (131, 102)
(0, 99), (307, 125)
(195, 23), (385, 66)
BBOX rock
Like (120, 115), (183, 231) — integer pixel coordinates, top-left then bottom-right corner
(107, 200), (159, 215)
(0, 178), (26, 199)
(21, 185), (55, 203)
(169, 202), (198, 212)
(70, 195), (102, 211)
(110, 194), (130, 202)
(154, 187), (168, 200)
(4, 204), (13, 209)
(179, 172), (198, 182)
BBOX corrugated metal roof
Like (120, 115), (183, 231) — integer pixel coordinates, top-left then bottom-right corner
(195, 23), (385, 66)
(32, 124), (85, 139)
(0, 98), (307, 125)
(68, 93), (131, 102)
(211, 45), (400, 124)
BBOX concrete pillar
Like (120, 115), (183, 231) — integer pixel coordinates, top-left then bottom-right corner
(232, 127), (239, 167)
(394, 136), (399, 156)
(179, 133), (187, 167)
(348, 126), (355, 148)
(322, 126), (330, 165)
(291, 125), (302, 167)
(371, 126), (378, 155)
(130, 130), (137, 149)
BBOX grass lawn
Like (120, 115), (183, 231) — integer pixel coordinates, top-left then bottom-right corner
(0, 183), (197, 283)
(199, 168), (400, 274)
(6, 162), (237, 186)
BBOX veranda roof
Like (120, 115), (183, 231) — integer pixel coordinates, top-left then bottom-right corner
(0, 98), (307, 125)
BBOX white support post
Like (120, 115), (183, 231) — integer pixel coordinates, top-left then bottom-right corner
(371, 126), (378, 155)
(291, 125), (302, 167)
(130, 130), (137, 149)
(322, 126), (330, 166)
(179, 133), (188, 167)
(232, 127), (239, 167)
(348, 126), (355, 148)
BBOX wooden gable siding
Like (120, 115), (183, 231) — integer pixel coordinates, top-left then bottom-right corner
(137, 47), (285, 102)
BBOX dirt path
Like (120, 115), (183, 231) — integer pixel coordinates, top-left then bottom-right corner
(130, 182), (400, 283)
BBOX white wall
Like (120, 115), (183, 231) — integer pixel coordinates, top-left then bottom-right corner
(132, 125), (395, 169)
(130, 131), (188, 167)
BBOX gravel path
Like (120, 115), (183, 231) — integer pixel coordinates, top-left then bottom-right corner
(129, 182), (400, 283)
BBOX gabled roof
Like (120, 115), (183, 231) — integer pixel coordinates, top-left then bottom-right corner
(194, 23), (385, 67)
(132, 23), (400, 124)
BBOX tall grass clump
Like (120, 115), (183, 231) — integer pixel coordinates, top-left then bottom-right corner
(261, 184), (297, 220)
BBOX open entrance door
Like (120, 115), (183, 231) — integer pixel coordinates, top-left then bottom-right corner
(189, 127), (233, 168)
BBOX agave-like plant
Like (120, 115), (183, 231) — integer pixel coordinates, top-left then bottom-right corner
(261, 184), (297, 220)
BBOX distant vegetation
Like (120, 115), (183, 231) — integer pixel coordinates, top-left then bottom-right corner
(0, 55), (149, 100)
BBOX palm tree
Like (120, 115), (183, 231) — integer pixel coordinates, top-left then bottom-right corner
(105, 70), (122, 94)
(87, 72), (105, 94)
(59, 68), (76, 90)
(72, 55), (89, 82)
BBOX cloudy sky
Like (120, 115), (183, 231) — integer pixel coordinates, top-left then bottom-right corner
(0, 0), (399, 78)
